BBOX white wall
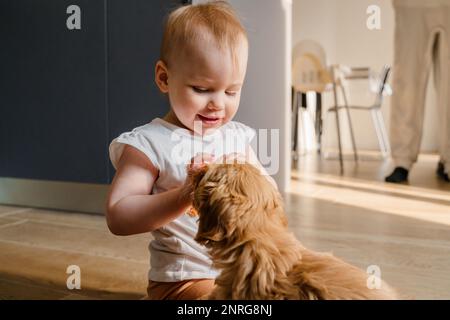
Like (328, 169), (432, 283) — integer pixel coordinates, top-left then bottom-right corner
(293, 0), (439, 153)
(194, 0), (292, 191)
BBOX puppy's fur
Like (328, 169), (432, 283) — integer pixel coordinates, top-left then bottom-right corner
(190, 163), (399, 300)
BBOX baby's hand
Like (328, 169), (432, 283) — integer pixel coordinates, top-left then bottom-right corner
(181, 153), (215, 208)
(189, 153), (215, 168)
(216, 152), (248, 165)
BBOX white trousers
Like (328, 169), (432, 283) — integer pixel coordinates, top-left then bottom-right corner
(391, 0), (450, 173)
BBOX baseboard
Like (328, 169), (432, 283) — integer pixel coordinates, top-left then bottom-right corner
(0, 177), (109, 215)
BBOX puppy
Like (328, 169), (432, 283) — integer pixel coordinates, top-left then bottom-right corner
(189, 163), (399, 300)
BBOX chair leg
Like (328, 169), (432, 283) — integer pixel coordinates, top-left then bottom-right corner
(299, 108), (307, 156)
(301, 92), (309, 155)
(340, 85), (358, 162)
(291, 91), (299, 162)
(331, 68), (344, 174)
(375, 109), (391, 157)
(322, 110), (331, 159)
(370, 109), (387, 157)
(315, 92), (322, 154)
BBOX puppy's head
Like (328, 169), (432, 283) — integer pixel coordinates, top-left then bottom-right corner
(191, 163), (287, 248)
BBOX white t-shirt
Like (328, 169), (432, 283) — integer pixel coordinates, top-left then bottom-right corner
(109, 118), (256, 282)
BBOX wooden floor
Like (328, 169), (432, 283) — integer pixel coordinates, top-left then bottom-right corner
(1, 153), (449, 299)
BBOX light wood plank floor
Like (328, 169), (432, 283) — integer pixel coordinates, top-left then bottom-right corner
(289, 153), (450, 300)
(0, 153), (449, 299)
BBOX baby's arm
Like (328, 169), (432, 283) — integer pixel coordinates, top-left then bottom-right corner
(105, 145), (207, 235)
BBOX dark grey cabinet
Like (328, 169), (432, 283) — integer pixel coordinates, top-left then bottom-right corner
(0, 0), (188, 184)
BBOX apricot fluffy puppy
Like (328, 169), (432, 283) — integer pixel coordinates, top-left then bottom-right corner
(189, 163), (399, 300)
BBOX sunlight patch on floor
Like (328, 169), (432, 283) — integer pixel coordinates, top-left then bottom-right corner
(289, 173), (450, 227)
(293, 171), (450, 202)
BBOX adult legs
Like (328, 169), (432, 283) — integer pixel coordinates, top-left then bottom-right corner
(434, 26), (450, 180)
(386, 5), (434, 182)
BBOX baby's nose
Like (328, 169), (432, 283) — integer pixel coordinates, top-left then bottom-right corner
(207, 103), (224, 111)
(207, 94), (225, 110)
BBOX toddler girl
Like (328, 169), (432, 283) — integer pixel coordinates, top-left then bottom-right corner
(106, 1), (273, 300)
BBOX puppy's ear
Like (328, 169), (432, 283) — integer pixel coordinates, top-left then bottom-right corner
(195, 227), (225, 245)
(195, 211), (226, 245)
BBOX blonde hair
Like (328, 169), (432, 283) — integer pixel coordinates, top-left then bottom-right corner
(160, 1), (248, 69)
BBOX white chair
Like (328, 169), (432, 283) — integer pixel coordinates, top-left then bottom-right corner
(292, 40), (352, 174)
(291, 40), (332, 163)
(326, 65), (392, 159)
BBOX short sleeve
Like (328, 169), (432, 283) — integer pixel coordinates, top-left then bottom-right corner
(109, 129), (161, 171)
(245, 124), (256, 143)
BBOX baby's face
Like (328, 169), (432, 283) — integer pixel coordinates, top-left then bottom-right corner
(163, 36), (248, 134)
